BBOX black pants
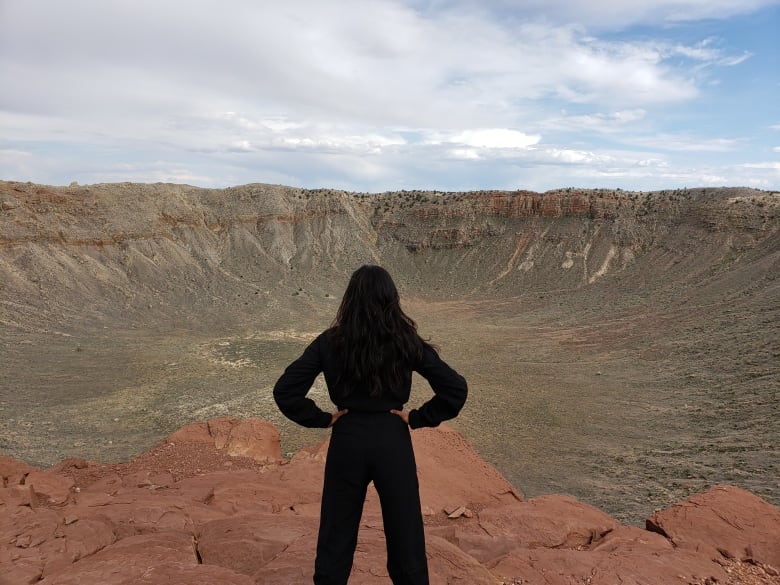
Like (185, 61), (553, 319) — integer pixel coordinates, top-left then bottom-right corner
(313, 411), (429, 585)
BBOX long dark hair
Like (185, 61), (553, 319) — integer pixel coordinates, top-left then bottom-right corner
(328, 265), (426, 397)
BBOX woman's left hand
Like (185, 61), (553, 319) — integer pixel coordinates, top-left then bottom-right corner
(328, 409), (348, 427)
(390, 408), (410, 425)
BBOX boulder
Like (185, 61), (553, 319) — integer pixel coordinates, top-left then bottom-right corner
(166, 416), (282, 463)
(412, 425), (522, 514)
(25, 471), (75, 506)
(647, 484), (780, 569)
(0, 456), (39, 487)
(477, 494), (619, 548)
(428, 494), (619, 567)
(0, 484), (33, 507)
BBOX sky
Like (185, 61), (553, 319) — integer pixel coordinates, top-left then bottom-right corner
(1, 0), (779, 193)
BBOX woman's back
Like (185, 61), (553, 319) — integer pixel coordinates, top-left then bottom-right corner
(327, 264), (425, 399)
(273, 265), (467, 585)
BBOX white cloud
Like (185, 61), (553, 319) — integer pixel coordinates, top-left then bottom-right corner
(629, 134), (743, 151)
(673, 39), (721, 61)
(718, 52), (753, 66)
(276, 131), (406, 155)
(0, 0), (714, 139)
(554, 38), (700, 104)
(544, 148), (609, 164)
(449, 129), (541, 149)
(541, 109), (647, 133)
(448, 148), (481, 160)
(741, 162), (780, 171)
(0, 0), (775, 192)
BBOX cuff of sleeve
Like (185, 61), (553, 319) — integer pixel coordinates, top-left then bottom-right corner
(408, 409), (422, 429)
(318, 411), (332, 428)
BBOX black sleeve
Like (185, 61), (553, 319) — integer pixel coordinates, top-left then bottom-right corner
(272, 334), (333, 428)
(408, 344), (468, 429)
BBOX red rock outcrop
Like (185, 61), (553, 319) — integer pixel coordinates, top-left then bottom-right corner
(1, 418), (779, 585)
(647, 484), (780, 569)
(166, 416), (282, 463)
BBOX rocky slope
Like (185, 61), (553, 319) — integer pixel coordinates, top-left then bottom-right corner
(1, 417), (779, 585)
(1, 181), (777, 331)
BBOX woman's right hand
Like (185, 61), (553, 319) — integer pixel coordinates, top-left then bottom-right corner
(390, 408), (410, 425)
(328, 409), (348, 427)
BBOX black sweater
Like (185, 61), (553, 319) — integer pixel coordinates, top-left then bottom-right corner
(273, 331), (468, 429)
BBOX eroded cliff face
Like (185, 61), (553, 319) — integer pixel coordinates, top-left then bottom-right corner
(370, 187), (779, 299)
(0, 182), (777, 332)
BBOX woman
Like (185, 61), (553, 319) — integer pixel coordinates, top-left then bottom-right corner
(273, 265), (468, 585)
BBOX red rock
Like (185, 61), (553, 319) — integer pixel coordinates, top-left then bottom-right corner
(426, 495), (619, 569)
(477, 494), (619, 548)
(349, 527), (497, 585)
(0, 484), (33, 507)
(3, 419), (779, 585)
(223, 418), (282, 461)
(197, 513), (316, 576)
(130, 563), (257, 585)
(426, 523), (514, 566)
(1, 507), (60, 549)
(290, 502), (321, 517)
(120, 469), (175, 489)
(224, 450), (327, 512)
(0, 456), (39, 487)
(251, 523), (498, 585)
(249, 531), (317, 584)
(71, 489), (223, 536)
(25, 471), (75, 506)
(647, 484), (780, 569)
(412, 425), (522, 514)
(0, 555), (43, 585)
(38, 517), (116, 577)
(166, 416), (282, 463)
(490, 545), (727, 585)
(207, 479), (285, 515)
(0, 507), (115, 585)
(426, 535), (497, 585)
(49, 458), (94, 473)
(36, 531), (255, 585)
(81, 472), (122, 494)
(588, 524), (672, 553)
(176, 464), (324, 515)
(168, 469), (251, 503)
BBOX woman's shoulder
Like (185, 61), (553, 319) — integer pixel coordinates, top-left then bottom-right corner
(421, 339), (440, 356)
(313, 328), (337, 349)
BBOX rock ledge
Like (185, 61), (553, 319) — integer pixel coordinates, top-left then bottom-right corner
(1, 417), (778, 585)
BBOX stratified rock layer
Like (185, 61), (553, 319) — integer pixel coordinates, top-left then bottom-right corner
(1, 181), (777, 332)
(1, 417), (778, 585)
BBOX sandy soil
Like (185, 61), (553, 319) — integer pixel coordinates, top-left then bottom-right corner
(3, 291), (777, 525)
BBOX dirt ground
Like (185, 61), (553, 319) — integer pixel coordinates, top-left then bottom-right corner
(2, 291), (777, 525)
